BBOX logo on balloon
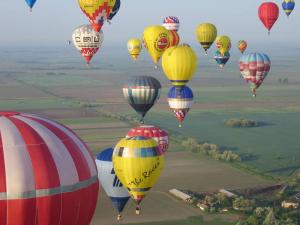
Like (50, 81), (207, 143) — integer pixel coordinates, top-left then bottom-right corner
(155, 33), (169, 51)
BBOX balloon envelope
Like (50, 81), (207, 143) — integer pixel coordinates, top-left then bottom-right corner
(237, 40), (247, 54)
(258, 2), (279, 33)
(282, 0), (295, 17)
(25, 0), (37, 9)
(162, 16), (180, 31)
(162, 44), (197, 87)
(113, 136), (164, 204)
(239, 53), (271, 96)
(72, 25), (104, 64)
(215, 36), (231, 56)
(123, 76), (161, 122)
(214, 50), (230, 69)
(168, 86), (194, 126)
(127, 39), (142, 61)
(168, 30), (180, 48)
(108, 0), (121, 20)
(96, 148), (130, 216)
(195, 23), (217, 54)
(0, 111), (99, 225)
(127, 125), (169, 155)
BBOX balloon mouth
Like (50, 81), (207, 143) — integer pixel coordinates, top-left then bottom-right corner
(0, 111), (21, 117)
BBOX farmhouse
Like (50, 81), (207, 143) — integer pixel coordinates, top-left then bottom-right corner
(281, 200), (299, 209)
(219, 189), (237, 198)
(169, 189), (192, 202)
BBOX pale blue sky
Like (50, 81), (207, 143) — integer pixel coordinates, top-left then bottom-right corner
(0, 0), (299, 47)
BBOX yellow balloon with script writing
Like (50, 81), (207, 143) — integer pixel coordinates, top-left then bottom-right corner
(113, 136), (164, 212)
(127, 39), (142, 61)
(162, 44), (197, 87)
(143, 25), (170, 66)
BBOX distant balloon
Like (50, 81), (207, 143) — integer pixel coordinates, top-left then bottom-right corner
(162, 44), (197, 87)
(113, 136), (164, 214)
(258, 2), (279, 34)
(282, 0), (295, 17)
(127, 39), (142, 61)
(195, 23), (218, 54)
(0, 111), (99, 225)
(123, 76), (161, 123)
(168, 30), (180, 48)
(214, 50), (230, 69)
(239, 53), (271, 97)
(215, 36), (231, 56)
(78, 0), (116, 32)
(162, 16), (180, 31)
(25, 0), (37, 11)
(108, 0), (121, 21)
(96, 148), (130, 221)
(237, 40), (247, 54)
(143, 26), (170, 66)
(72, 25), (104, 64)
(127, 125), (169, 155)
(168, 86), (194, 127)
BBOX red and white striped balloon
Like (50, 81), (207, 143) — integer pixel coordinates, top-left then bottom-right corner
(0, 112), (99, 225)
(127, 125), (169, 155)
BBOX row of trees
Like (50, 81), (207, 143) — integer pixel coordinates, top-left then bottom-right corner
(224, 119), (259, 128)
(182, 138), (241, 162)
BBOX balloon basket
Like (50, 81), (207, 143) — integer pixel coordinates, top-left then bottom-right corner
(117, 214), (122, 221)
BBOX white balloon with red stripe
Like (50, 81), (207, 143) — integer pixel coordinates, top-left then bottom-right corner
(0, 111), (99, 225)
(127, 125), (169, 155)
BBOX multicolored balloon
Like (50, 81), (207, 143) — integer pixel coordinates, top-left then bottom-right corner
(127, 39), (142, 61)
(168, 86), (194, 127)
(96, 148), (130, 221)
(127, 125), (169, 155)
(143, 26), (170, 67)
(215, 35), (231, 56)
(214, 50), (230, 69)
(25, 0), (37, 11)
(72, 25), (104, 64)
(78, 0), (116, 32)
(282, 0), (295, 17)
(168, 30), (180, 48)
(237, 40), (247, 54)
(162, 16), (180, 31)
(239, 53), (271, 97)
(108, 0), (121, 21)
(258, 2), (279, 34)
(0, 111), (99, 225)
(162, 44), (197, 87)
(195, 23), (218, 54)
(123, 76), (161, 123)
(113, 136), (164, 214)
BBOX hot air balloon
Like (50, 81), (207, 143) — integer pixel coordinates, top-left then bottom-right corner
(25, 0), (37, 11)
(127, 39), (142, 61)
(143, 25), (170, 67)
(239, 53), (271, 97)
(0, 111), (99, 225)
(72, 25), (104, 64)
(195, 23), (218, 54)
(237, 40), (247, 54)
(282, 0), (295, 17)
(123, 76), (161, 123)
(162, 16), (180, 31)
(78, 0), (116, 32)
(108, 0), (121, 22)
(168, 86), (194, 127)
(168, 30), (180, 48)
(258, 2), (279, 34)
(113, 136), (164, 214)
(215, 35), (231, 56)
(127, 125), (169, 155)
(214, 50), (230, 69)
(96, 148), (130, 221)
(162, 44), (197, 87)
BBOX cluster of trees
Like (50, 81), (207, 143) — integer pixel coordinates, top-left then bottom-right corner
(237, 207), (298, 225)
(182, 138), (241, 162)
(233, 197), (256, 211)
(224, 119), (259, 128)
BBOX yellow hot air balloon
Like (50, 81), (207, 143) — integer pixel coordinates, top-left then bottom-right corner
(113, 136), (164, 214)
(127, 39), (142, 61)
(215, 35), (231, 56)
(195, 23), (217, 54)
(162, 44), (197, 87)
(143, 25), (170, 67)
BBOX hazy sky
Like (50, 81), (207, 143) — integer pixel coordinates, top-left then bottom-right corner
(0, 0), (299, 47)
